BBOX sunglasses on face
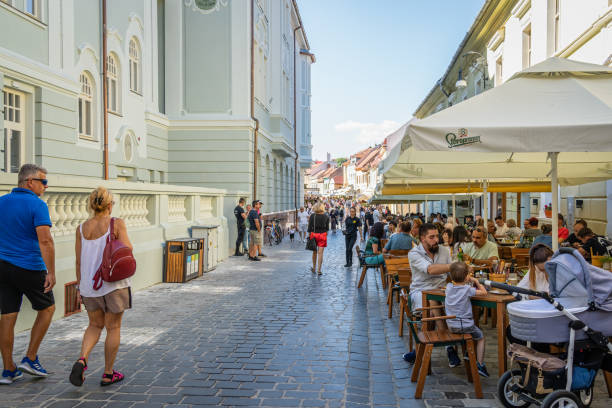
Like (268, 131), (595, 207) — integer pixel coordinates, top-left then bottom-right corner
(31, 178), (48, 186)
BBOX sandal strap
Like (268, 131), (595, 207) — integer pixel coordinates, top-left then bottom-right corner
(102, 370), (124, 381)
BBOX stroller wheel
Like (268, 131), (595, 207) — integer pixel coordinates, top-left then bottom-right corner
(541, 390), (581, 408)
(498, 369), (531, 408)
(574, 386), (593, 407)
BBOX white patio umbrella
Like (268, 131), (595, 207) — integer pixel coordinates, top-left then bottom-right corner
(389, 57), (612, 250)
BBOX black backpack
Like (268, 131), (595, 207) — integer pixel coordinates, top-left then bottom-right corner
(595, 236), (612, 256)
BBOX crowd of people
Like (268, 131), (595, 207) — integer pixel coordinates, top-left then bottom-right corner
(289, 199), (611, 378)
(4, 173), (609, 388)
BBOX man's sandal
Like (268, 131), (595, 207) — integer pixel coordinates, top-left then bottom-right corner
(100, 370), (124, 386)
(69, 358), (87, 386)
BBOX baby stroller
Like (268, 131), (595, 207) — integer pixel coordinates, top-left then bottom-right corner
(485, 248), (612, 408)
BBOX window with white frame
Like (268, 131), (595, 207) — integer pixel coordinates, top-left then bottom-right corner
(522, 24), (532, 69)
(2, 88), (26, 173)
(255, 47), (268, 106)
(495, 57), (503, 85)
(78, 73), (94, 139)
(554, 0), (560, 52)
(129, 38), (141, 94)
(25, 0), (41, 19)
(106, 54), (120, 113)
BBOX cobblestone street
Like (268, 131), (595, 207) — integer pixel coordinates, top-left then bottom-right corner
(5, 232), (610, 407)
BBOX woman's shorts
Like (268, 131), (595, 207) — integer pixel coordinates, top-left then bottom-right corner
(249, 230), (262, 245)
(82, 288), (132, 314)
(310, 232), (327, 247)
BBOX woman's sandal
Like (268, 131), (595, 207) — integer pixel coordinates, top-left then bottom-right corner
(100, 370), (124, 386)
(69, 358), (87, 386)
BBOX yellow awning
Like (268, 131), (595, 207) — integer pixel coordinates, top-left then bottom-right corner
(381, 181), (551, 195)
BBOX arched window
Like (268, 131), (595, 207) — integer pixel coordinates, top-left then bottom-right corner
(106, 54), (119, 113)
(129, 39), (141, 94)
(78, 73), (94, 139)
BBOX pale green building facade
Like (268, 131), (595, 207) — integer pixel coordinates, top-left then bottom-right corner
(0, 0), (313, 331)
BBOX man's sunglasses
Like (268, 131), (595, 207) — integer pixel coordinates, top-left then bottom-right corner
(31, 178), (48, 186)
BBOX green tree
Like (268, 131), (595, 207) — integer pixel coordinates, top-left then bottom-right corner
(335, 157), (348, 166)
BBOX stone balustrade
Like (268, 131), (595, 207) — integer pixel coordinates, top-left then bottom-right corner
(0, 173), (245, 332)
(168, 195), (188, 223)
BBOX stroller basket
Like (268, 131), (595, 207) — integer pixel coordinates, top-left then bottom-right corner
(508, 344), (566, 397)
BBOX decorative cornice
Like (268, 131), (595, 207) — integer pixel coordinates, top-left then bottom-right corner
(487, 27), (505, 51)
(556, 8), (612, 59)
(511, 0), (531, 19)
(128, 13), (144, 33)
(77, 43), (99, 64)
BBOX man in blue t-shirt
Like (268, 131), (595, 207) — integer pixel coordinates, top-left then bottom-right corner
(247, 200), (263, 261)
(0, 164), (56, 384)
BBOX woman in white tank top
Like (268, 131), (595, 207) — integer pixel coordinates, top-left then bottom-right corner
(69, 187), (133, 387)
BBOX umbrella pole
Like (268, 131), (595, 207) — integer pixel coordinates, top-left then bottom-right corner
(483, 180), (488, 228)
(452, 194), (456, 226)
(551, 152), (559, 251)
(425, 196), (429, 218)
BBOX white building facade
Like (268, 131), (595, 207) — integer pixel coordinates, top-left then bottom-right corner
(415, 0), (612, 235)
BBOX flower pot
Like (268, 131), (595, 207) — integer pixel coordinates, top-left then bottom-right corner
(591, 256), (604, 268)
(544, 210), (552, 218)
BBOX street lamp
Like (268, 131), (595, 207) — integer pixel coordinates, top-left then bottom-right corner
(455, 51), (488, 92)
(455, 69), (467, 89)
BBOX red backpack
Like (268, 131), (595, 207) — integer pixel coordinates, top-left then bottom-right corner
(92, 218), (136, 290)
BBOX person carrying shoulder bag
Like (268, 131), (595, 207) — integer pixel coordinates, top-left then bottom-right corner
(69, 187), (133, 387)
(307, 202), (330, 275)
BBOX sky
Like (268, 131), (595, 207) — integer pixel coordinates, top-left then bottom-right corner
(297, 0), (486, 161)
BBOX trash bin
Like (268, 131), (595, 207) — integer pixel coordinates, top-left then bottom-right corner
(191, 225), (219, 272)
(163, 238), (204, 283)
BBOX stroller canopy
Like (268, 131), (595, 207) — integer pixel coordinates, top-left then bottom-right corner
(545, 248), (612, 312)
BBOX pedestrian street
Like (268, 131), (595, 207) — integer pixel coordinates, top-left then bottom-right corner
(5, 232), (609, 408)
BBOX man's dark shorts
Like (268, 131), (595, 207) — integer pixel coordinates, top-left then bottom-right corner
(0, 259), (55, 314)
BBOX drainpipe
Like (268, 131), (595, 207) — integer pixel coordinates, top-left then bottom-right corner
(102, 0), (109, 180)
(293, 24), (301, 222)
(250, 0), (259, 199)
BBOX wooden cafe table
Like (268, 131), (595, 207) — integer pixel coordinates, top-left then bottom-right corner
(422, 289), (516, 377)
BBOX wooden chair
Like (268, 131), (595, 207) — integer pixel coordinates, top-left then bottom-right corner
(388, 249), (409, 256)
(383, 257), (411, 318)
(498, 246), (513, 260)
(355, 246), (385, 289)
(511, 247), (530, 267)
(407, 309), (483, 399)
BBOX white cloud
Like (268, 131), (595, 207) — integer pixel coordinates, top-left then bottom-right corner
(334, 120), (401, 145)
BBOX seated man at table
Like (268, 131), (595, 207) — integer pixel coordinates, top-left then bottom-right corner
(486, 220), (497, 243)
(577, 227), (607, 263)
(404, 223), (461, 367)
(532, 224), (552, 248)
(566, 219), (587, 248)
(517, 217), (542, 248)
(383, 221), (416, 253)
(462, 227), (499, 265)
(494, 216), (509, 238)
